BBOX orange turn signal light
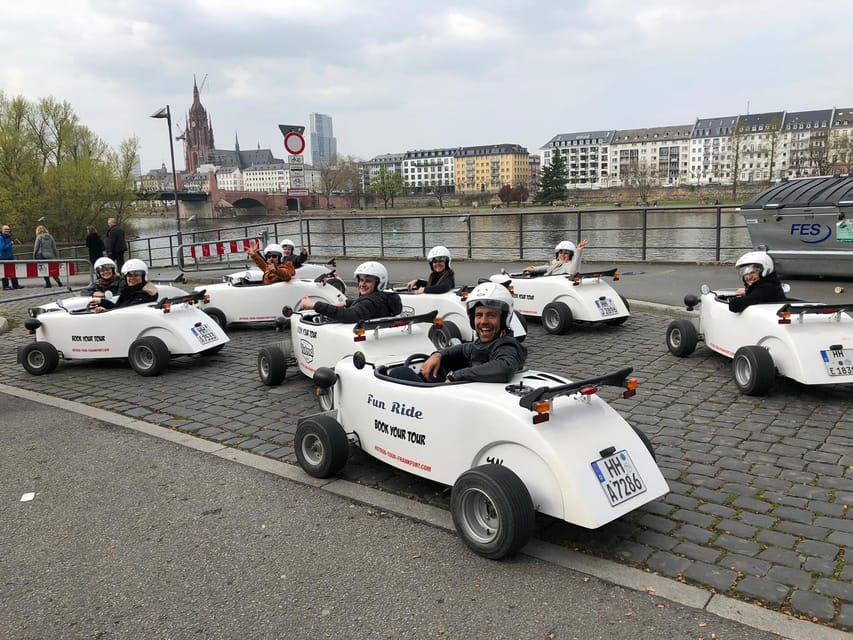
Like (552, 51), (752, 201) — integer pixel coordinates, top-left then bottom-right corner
(203, 293), (211, 303)
(162, 303), (171, 314)
(613, 272), (621, 281)
(354, 327), (366, 342)
(626, 378), (638, 390)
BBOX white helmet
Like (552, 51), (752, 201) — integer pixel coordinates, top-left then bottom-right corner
(121, 258), (148, 277)
(279, 239), (296, 252)
(466, 282), (514, 331)
(94, 257), (117, 276)
(736, 251), (774, 278)
(555, 240), (576, 258)
(354, 261), (388, 290)
(263, 244), (284, 259)
(427, 245), (451, 268)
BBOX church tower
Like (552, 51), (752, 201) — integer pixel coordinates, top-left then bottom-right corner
(183, 76), (215, 173)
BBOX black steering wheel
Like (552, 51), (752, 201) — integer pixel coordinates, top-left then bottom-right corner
(404, 353), (431, 367)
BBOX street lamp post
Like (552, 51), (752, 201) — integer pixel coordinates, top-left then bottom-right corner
(150, 105), (182, 247)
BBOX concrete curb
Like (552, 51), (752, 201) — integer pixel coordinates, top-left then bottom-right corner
(0, 382), (846, 640)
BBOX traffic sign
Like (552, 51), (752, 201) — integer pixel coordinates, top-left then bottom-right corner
(288, 155), (304, 164)
(290, 176), (305, 187)
(287, 188), (310, 197)
(284, 131), (306, 155)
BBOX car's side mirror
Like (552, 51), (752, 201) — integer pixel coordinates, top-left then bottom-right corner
(700, 284), (711, 295)
(281, 305), (294, 317)
(782, 283), (791, 294)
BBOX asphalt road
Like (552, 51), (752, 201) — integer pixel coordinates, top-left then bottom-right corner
(0, 394), (785, 640)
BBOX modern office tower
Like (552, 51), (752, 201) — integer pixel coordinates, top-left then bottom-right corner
(309, 113), (337, 166)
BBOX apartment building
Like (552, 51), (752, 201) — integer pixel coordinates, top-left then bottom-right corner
(541, 131), (615, 187)
(731, 111), (786, 184)
(453, 143), (529, 194)
(830, 108), (853, 173)
(610, 124), (693, 186)
(401, 148), (456, 194)
(784, 109), (833, 177)
(689, 116), (736, 184)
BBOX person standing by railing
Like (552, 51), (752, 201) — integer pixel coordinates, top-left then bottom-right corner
(105, 217), (127, 271)
(33, 224), (63, 288)
(1, 224), (23, 290)
(85, 225), (105, 266)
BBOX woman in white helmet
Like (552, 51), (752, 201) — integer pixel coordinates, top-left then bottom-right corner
(84, 257), (122, 297)
(523, 239), (588, 276)
(415, 282), (527, 383)
(729, 251), (786, 312)
(279, 238), (309, 268)
(245, 239), (295, 284)
(405, 245), (456, 294)
(91, 259), (158, 313)
(299, 261), (402, 322)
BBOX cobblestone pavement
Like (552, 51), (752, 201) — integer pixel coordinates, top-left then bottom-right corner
(1, 284), (851, 631)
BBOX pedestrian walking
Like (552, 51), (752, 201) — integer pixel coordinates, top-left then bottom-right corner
(85, 225), (105, 266)
(1, 223), (23, 290)
(104, 217), (127, 271)
(33, 224), (62, 288)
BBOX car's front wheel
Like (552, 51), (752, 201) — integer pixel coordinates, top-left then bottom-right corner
(128, 337), (170, 376)
(20, 342), (60, 375)
(606, 295), (630, 326)
(326, 277), (346, 294)
(429, 320), (463, 350)
(294, 415), (349, 478)
(204, 307), (227, 330)
(666, 319), (698, 357)
(732, 345), (775, 395)
(258, 345), (287, 386)
(542, 302), (572, 334)
(451, 464), (534, 560)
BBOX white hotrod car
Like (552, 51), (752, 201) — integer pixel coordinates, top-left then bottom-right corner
(395, 286), (527, 349)
(18, 289), (229, 377)
(296, 353), (668, 559)
(666, 285), (853, 395)
(196, 265), (347, 329)
(257, 310), (440, 408)
(490, 268), (630, 334)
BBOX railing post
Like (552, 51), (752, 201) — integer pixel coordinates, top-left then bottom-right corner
(577, 210), (583, 245)
(380, 217), (385, 257)
(341, 219), (346, 256)
(518, 214), (524, 260)
(715, 206), (722, 262)
(641, 208), (648, 261)
(467, 215), (473, 258)
(305, 218), (311, 255)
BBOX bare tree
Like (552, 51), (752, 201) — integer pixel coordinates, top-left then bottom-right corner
(622, 163), (659, 204)
(829, 132), (853, 174)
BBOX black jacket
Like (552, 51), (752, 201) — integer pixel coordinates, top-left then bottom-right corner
(99, 280), (158, 309)
(414, 269), (456, 294)
(313, 289), (402, 323)
(105, 225), (127, 254)
(439, 335), (527, 383)
(728, 273), (786, 312)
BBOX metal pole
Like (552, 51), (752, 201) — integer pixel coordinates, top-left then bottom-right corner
(297, 197), (304, 247)
(165, 105), (183, 247)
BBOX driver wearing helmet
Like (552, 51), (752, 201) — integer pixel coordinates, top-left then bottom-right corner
(729, 251), (786, 312)
(523, 239), (588, 276)
(279, 238), (309, 268)
(84, 257), (122, 297)
(91, 259), (158, 313)
(246, 239), (296, 284)
(418, 282), (527, 383)
(405, 245), (456, 294)
(299, 261), (402, 322)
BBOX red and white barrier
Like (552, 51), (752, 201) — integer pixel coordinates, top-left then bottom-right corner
(188, 238), (260, 260)
(2, 261), (76, 279)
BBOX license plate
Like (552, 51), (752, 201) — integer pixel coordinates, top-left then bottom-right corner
(591, 450), (646, 507)
(594, 297), (619, 317)
(820, 349), (853, 376)
(191, 323), (219, 345)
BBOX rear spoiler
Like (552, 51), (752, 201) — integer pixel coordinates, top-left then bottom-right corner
(518, 367), (634, 410)
(156, 289), (206, 309)
(353, 310), (438, 333)
(776, 302), (853, 321)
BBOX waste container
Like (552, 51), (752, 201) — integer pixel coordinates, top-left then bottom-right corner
(739, 175), (853, 278)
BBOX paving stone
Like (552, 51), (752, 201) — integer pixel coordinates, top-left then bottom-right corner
(714, 519), (757, 538)
(797, 539), (840, 559)
(766, 566), (812, 589)
(738, 512), (776, 529)
(645, 551), (691, 577)
(802, 557), (837, 576)
(815, 516), (853, 533)
(836, 604), (853, 632)
(828, 531), (853, 548)
(673, 541), (721, 564)
(775, 521), (829, 540)
(635, 530), (678, 551)
(734, 575), (789, 605)
(813, 577), (853, 602)
(714, 534), (760, 557)
(675, 523), (714, 545)
(672, 509), (715, 528)
(637, 513), (677, 533)
(196, 426), (224, 437)
(698, 503), (736, 519)
(721, 553), (771, 576)
(611, 540), (654, 563)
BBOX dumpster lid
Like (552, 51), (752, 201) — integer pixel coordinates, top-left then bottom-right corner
(741, 175), (853, 210)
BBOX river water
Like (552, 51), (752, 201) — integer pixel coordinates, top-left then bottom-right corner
(129, 207), (751, 267)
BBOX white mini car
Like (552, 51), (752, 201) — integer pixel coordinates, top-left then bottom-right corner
(296, 354), (668, 559)
(257, 310), (440, 409)
(18, 289), (229, 377)
(490, 268), (630, 334)
(665, 285), (853, 395)
(195, 274), (347, 329)
(395, 286), (527, 349)
(224, 259), (345, 291)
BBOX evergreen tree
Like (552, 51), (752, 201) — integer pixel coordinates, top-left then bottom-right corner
(535, 150), (568, 203)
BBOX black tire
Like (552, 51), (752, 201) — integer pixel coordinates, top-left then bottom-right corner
(201, 343), (225, 356)
(20, 342), (59, 375)
(128, 337), (170, 376)
(513, 311), (528, 342)
(429, 321), (463, 349)
(542, 301), (572, 334)
(631, 425), (656, 462)
(258, 346), (287, 386)
(666, 319), (698, 357)
(732, 345), (775, 396)
(294, 415), (349, 478)
(451, 464), (535, 560)
(606, 295), (630, 326)
(204, 307), (227, 330)
(326, 277), (346, 294)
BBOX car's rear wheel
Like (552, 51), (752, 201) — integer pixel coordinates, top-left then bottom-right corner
(204, 307), (227, 330)
(201, 344), (225, 356)
(451, 465), (534, 560)
(542, 302), (572, 334)
(606, 295), (630, 326)
(631, 425), (656, 461)
(20, 342), (59, 375)
(294, 415), (349, 478)
(732, 345), (775, 395)
(258, 345), (287, 386)
(429, 320), (463, 349)
(317, 386), (335, 411)
(666, 319), (698, 357)
(326, 277), (346, 294)
(128, 337), (170, 376)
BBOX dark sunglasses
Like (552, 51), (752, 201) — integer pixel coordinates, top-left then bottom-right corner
(126, 271), (145, 278)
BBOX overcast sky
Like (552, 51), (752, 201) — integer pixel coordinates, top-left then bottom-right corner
(2, 0), (852, 172)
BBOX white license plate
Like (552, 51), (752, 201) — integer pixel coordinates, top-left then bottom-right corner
(591, 450), (646, 507)
(820, 349), (853, 376)
(191, 323), (219, 345)
(594, 297), (618, 317)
